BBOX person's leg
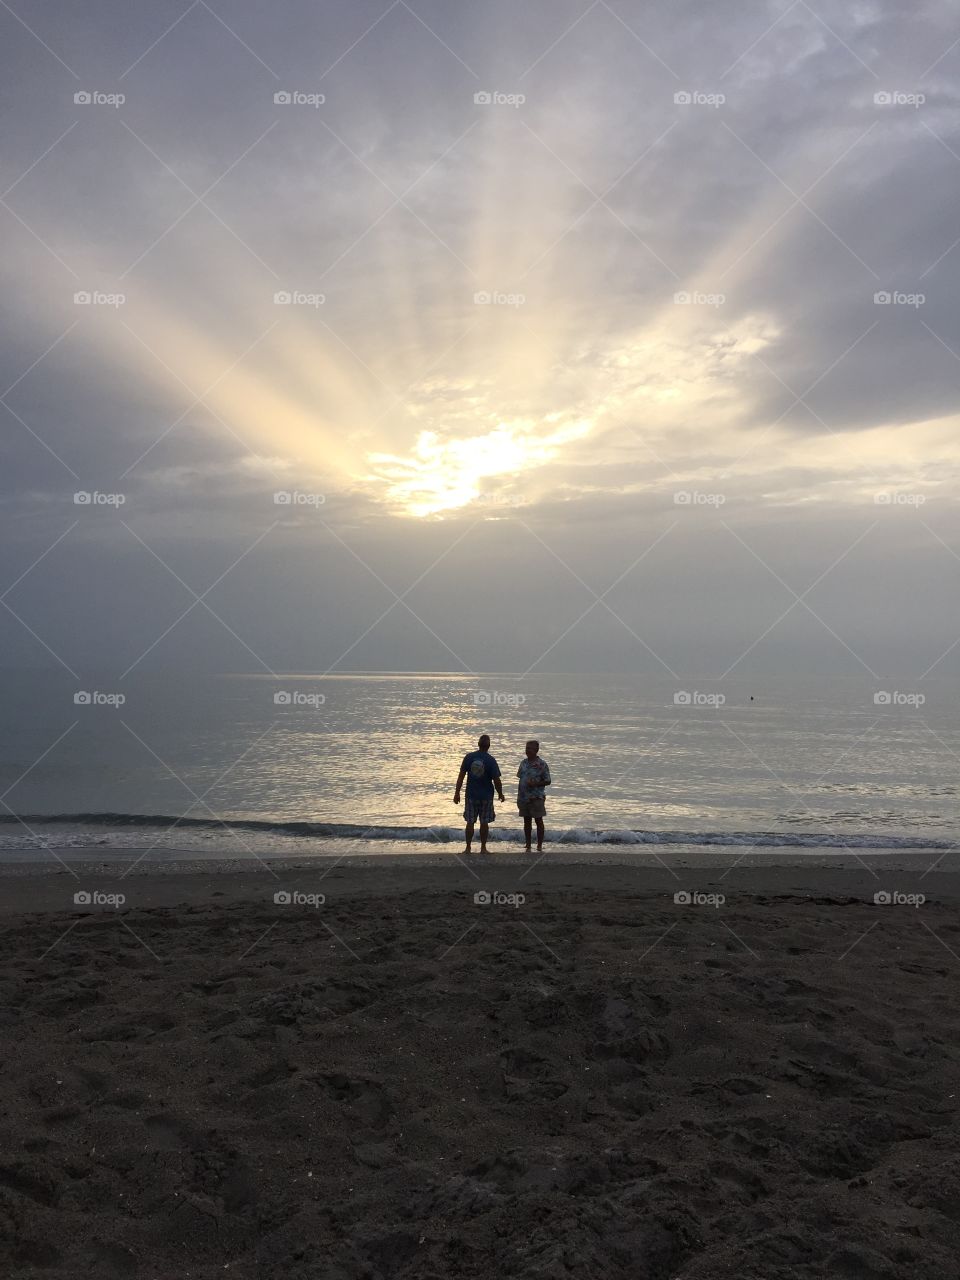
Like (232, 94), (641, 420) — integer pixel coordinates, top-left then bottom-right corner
(479, 820), (489, 852)
(464, 820), (474, 854)
(535, 816), (545, 852)
(523, 815), (532, 850)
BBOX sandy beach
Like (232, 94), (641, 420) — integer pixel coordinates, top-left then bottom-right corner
(1, 852), (958, 1277)
(6, 0), (960, 1267)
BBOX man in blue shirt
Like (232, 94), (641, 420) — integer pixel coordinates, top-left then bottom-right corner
(454, 733), (504, 855)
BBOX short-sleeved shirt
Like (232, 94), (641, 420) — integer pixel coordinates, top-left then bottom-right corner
(517, 756), (551, 803)
(461, 750), (500, 800)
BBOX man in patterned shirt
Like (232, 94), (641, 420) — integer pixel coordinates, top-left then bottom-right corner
(517, 739), (552, 852)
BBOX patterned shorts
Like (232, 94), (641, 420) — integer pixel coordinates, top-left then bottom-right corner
(463, 795), (495, 824)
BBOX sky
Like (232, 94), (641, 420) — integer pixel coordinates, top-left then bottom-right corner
(2, 0), (960, 680)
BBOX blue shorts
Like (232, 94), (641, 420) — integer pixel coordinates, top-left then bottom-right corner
(464, 795), (495, 824)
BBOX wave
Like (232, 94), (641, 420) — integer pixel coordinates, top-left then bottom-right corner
(1, 813), (956, 850)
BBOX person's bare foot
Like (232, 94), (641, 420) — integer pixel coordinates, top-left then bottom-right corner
(463, 846), (472, 855)
(480, 845), (490, 855)
(524, 844), (532, 852)
(536, 845), (543, 853)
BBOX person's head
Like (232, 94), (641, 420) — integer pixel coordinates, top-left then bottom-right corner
(478, 734), (491, 751)
(525, 739), (539, 759)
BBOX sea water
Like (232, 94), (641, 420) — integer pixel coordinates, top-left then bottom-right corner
(0, 670), (956, 859)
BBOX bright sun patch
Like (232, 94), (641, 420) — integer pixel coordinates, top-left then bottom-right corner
(368, 420), (590, 517)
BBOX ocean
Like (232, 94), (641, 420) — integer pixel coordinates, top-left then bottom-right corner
(0, 670), (956, 861)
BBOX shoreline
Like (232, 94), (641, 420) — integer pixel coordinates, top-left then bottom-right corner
(2, 846), (959, 912)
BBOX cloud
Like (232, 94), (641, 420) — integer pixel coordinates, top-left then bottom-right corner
(3, 0), (960, 672)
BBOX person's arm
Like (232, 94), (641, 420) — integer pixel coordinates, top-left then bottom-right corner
(542, 762), (552, 787)
(454, 763), (467, 803)
(492, 762), (505, 802)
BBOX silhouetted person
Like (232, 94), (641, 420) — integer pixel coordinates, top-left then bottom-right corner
(517, 739), (551, 852)
(454, 733), (504, 855)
